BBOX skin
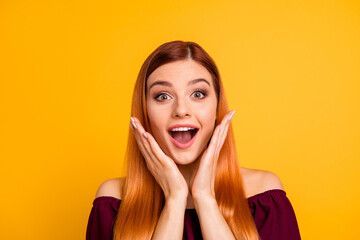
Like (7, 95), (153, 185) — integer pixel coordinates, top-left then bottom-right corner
(129, 60), (237, 239)
(132, 59), (234, 200)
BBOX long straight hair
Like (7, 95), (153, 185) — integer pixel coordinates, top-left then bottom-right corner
(113, 40), (260, 239)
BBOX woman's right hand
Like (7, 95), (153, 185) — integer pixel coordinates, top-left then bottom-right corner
(130, 117), (188, 202)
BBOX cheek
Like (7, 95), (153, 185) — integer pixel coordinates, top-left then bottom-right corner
(198, 101), (217, 124)
(147, 108), (168, 144)
(198, 102), (217, 141)
(147, 112), (162, 134)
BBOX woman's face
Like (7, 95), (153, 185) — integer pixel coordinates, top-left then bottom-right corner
(146, 60), (218, 165)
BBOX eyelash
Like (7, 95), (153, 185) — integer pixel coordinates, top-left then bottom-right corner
(192, 89), (207, 99)
(154, 89), (207, 101)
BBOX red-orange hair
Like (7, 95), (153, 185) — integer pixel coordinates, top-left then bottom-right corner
(113, 40), (260, 239)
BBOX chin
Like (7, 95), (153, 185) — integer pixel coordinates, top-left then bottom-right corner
(170, 152), (201, 165)
(174, 159), (196, 166)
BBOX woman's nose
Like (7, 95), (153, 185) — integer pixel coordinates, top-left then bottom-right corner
(172, 99), (190, 118)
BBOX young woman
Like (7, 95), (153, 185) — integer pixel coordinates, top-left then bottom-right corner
(86, 41), (301, 240)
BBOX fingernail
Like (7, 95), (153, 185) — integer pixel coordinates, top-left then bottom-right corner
(130, 123), (134, 130)
(230, 111), (235, 121)
(143, 132), (148, 138)
(130, 117), (137, 129)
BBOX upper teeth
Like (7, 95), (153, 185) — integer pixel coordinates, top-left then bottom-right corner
(171, 127), (195, 132)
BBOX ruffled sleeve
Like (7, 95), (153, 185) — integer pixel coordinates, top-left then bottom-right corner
(247, 189), (301, 240)
(86, 196), (121, 240)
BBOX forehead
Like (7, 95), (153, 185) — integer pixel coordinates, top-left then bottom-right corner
(146, 60), (213, 88)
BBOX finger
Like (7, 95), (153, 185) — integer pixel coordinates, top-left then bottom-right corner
(130, 119), (154, 168)
(207, 124), (222, 156)
(211, 112), (232, 177)
(131, 118), (163, 168)
(208, 112), (231, 156)
(216, 111), (235, 152)
(131, 118), (155, 157)
(130, 123), (150, 159)
(196, 124), (221, 176)
(132, 128), (153, 170)
(145, 133), (173, 168)
(219, 120), (231, 147)
(131, 125), (168, 187)
(210, 111), (234, 174)
(220, 111), (234, 128)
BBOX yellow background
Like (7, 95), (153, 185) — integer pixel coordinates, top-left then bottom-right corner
(1, 0), (359, 239)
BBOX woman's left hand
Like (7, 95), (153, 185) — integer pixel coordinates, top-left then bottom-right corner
(189, 110), (235, 200)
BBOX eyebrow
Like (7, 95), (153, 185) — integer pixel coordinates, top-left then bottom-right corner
(148, 78), (210, 91)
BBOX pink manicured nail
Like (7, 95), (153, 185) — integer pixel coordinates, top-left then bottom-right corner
(230, 111), (235, 121)
(130, 117), (137, 129)
(143, 132), (148, 138)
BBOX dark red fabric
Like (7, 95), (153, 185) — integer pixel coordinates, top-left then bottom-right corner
(86, 189), (301, 240)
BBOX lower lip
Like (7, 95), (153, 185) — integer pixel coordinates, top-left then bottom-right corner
(169, 131), (198, 149)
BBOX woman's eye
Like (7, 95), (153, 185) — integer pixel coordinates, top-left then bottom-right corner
(192, 91), (206, 99)
(155, 93), (171, 101)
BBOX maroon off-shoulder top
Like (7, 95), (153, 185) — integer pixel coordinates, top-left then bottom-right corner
(86, 189), (301, 240)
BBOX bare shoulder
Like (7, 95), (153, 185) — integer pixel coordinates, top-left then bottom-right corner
(95, 177), (125, 200)
(240, 167), (284, 198)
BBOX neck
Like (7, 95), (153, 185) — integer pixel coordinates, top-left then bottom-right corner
(175, 156), (201, 209)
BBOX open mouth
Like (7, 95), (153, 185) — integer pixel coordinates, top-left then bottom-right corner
(168, 127), (199, 149)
